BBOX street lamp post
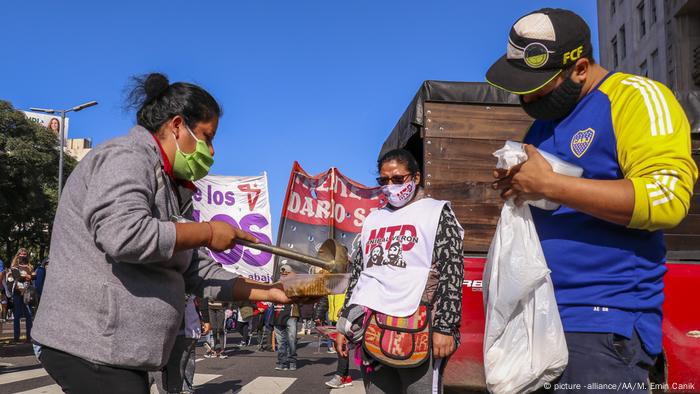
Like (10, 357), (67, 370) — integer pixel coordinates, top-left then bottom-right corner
(29, 101), (98, 200)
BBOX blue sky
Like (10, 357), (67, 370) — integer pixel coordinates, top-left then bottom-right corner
(1, 1), (598, 232)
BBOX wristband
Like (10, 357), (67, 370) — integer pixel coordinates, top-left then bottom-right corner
(206, 222), (214, 248)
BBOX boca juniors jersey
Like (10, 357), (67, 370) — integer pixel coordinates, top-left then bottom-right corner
(523, 72), (698, 355)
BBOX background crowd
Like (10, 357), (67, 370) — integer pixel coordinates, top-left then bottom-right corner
(0, 247), (48, 343)
(1, 250), (354, 392)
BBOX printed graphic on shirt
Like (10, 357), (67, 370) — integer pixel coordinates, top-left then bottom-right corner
(367, 245), (384, 268)
(386, 242), (405, 268)
(364, 224), (419, 269)
(570, 127), (595, 158)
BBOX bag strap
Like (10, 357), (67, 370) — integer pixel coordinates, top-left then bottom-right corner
(374, 303), (432, 333)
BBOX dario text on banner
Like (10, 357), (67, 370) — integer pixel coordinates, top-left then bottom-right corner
(276, 162), (386, 275)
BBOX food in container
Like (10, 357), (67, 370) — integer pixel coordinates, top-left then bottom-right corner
(281, 273), (351, 297)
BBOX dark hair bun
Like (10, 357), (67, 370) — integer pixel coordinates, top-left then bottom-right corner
(125, 72), (221, 133)
(144, 73), (169, 100)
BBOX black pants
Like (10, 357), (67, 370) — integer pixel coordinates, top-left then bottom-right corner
(363, 356), (446, 394)
(162, 336), (197, 394)
(40, 346), (149, 394)
(236, 320), (250, 343)
(336, 352), (350, 376)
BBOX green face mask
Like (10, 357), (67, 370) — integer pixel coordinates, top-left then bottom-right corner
(172, 125), (214, 181)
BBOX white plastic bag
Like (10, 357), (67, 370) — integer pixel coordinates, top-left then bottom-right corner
(495, 141), (584, 211)
(483, 141), (573, 394)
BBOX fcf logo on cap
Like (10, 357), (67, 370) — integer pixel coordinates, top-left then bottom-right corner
(564, 45), (584, 65)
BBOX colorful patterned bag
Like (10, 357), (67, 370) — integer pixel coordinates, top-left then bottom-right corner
(362, 304), (431, 368)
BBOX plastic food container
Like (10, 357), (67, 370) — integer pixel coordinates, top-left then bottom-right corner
(281, 273), (351, 297)
(502, 141), (584, 177)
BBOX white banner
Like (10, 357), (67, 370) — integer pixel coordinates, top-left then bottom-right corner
(22, 111), (69, 141)
(192, 173), (274, 283)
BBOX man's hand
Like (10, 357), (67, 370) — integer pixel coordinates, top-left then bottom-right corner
(493, 144), (636, 225)
(432, 332), (456, 358)
(201, 322), (211, 335)
(335, 334), (349, 357)
(493, 144), (557, 206)
(208, 221), (259, 252)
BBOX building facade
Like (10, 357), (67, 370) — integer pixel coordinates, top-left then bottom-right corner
(597, 0), (700, 89)
(66, 138), (92, 161)
(597, 0), (700, 132)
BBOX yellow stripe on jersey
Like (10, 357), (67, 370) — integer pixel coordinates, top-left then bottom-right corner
(599, 73), (698, 231)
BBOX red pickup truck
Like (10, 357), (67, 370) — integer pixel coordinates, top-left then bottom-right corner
(379, 81), (700, 392)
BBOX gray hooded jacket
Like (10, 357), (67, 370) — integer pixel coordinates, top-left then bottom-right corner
(32, 126), (237, 370)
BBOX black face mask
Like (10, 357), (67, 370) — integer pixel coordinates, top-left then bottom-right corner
(520, 77), (583, 121)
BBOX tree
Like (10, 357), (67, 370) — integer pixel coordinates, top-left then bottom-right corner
(0, 100), (77, 264)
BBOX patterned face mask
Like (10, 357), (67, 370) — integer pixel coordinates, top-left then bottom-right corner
(381, 180), (416, 208)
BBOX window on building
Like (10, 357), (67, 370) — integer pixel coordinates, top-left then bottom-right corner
(694, 44), (700, 86)
(638, 1), (646, 37)
(611, 0), (616, 15)
(650, 0), (657, 24)
(620, 25), (627, 59)
(640, 60), (648, 77)
(651, 49), (659, 80)
(612, 36), (619, 69)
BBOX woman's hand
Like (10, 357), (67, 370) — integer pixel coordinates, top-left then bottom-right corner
(208, 221), (259, 252)
(432, 332), (456, 358)
(335, 334), (349, 357)
(230, 278), (318, 305)
(267, 283), (292, 304)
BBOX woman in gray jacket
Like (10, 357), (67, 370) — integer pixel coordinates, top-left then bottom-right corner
(32, 73), (290, 394)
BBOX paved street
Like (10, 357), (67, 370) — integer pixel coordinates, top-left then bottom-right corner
(1, 320), (479, 393)
(0, 324), (365, 394)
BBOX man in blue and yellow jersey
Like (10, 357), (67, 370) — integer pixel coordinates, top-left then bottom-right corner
(487, 8), (698, 393)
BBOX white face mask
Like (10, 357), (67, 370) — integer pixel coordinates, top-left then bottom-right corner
(381, 180), (416, 208)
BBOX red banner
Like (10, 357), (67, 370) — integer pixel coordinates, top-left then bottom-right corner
(276, 162), (386, 274)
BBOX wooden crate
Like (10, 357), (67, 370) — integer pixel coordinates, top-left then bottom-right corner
(422, 102), (530, 253)
(420, 101), (700, 259)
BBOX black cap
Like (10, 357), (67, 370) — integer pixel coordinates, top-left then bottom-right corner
(486, 8), (592, 95)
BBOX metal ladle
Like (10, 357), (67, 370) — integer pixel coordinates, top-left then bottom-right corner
(237, 238), (348, 273)
(171, 214), (348, 273)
